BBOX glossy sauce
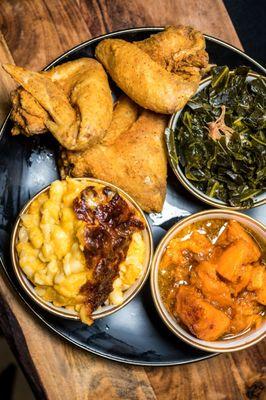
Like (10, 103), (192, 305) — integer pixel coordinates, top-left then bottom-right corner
(73, 185), (145, 319)
(159, 219), (265, 341)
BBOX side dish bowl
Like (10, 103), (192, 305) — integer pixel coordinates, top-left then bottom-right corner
(166, 71), (266, 210)
(150, 209), (266, 352)
(11, 178), (153, 322)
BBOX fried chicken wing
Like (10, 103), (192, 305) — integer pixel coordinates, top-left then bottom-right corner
(61, 96), (167, 212)
(10, 87), (49, 136)
(3, 59), (113, 150)
(95, 26), (208, 114)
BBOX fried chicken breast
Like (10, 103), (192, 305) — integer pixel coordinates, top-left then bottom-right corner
(3, 59), (113, 150)
(101, 95), (139, 145)
(61, 96), (168, 213)
(95, 26), (208, 114)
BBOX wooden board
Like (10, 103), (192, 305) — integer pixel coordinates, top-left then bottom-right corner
(0, 1), (265, 399)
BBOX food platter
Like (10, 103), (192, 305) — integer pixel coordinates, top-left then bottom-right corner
(0, 27), (265, 366)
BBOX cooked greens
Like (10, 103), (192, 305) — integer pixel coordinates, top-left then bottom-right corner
(174, 66), (266, 207)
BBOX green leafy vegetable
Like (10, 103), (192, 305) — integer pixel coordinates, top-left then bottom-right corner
(174, 66), (266, 207)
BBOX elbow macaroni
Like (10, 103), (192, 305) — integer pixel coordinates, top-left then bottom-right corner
(16, 179), (145, 324)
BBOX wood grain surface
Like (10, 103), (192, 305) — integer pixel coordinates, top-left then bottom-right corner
(0, 1), (265, 399)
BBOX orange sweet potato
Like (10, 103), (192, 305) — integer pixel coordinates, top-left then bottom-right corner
(217, 220), (261, 255)
(248, 264), (264, 291)
(216, 239), (260, 282)
(191, 261), (233, 307)
(230, 293), (263, 334)
(175, 286), (230, 341)
(231, 264), (253, 295)
(228, 221), (257, 244)
(257, 285), (266, 306)
(248, 264), (266, 305)
(161, 230), (213, 272)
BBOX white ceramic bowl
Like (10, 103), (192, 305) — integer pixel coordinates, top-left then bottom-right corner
(11, 178), (153, 321)
(150, 209), (266, 352)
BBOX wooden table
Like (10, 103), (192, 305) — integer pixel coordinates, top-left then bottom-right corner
(0, 1), (265, 399)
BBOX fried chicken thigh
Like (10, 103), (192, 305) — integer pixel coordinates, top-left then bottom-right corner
(3, 59), (113, 150)
(61, 96), (168, 212)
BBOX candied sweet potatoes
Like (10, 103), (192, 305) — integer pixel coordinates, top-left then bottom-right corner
(216, 238), (260, 282)
(175, 286), (230, 341)
(159, 219), (265, 341)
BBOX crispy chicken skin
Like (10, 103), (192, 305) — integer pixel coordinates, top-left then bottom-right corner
(3, 59), (113, 150)
(61, 96), (168, 213)
(101, 95), (139, 145)
(136, 26), (208, 79)
(10, 87), (49, 136)
(95, 38), (197, 114)
(95, 26), (208, 114)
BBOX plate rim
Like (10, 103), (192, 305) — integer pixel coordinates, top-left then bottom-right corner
(0, 252), (217, 366)
(1, 26), (265, 366)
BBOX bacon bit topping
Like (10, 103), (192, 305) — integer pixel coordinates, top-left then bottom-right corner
(73, 186), (145, 318)
(207, 105), (234, 141)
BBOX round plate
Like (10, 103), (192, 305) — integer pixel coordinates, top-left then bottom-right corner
(0, 27), (265, 366)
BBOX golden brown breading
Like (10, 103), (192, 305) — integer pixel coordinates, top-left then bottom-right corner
(3, 59), (113, 150)
(95, 26), (208, 114)
(10, 88), (49, 136)
(136, 26), (208, 79)
(101, 95), (139, 145)
(95, 39), (194, 114)
(61, 97), (168, 213)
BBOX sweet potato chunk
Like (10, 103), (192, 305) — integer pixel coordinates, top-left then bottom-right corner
(175, 286), (230, 341)
(248, 264), (266, 305)
(216, 239), (260, 282)
(217, 220), (261, 255)
(164, 231), (213, 267)
(228, 221), (258, 244)
(248, 264), (264, 291)
(256, 286), (266, 305)
(231, 264), (253, 295)
(230, 293), (263, 334)
(191, 261), (233, 307)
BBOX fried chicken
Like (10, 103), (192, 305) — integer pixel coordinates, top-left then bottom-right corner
(3, 59), (113, 150)
(61, 96), (168, 213)
(95, 26), (208, 114)
(3, 26), (208, 212)
(136, 26), (209, 80)
(101, 95), (139, 145)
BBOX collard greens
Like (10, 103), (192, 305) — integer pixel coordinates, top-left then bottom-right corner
(174, 66), (266, 207)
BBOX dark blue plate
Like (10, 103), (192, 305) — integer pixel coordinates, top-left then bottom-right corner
(0, 27), (265, 366)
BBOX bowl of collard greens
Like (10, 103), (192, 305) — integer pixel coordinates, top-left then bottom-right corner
(166, 66), (266, 209)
